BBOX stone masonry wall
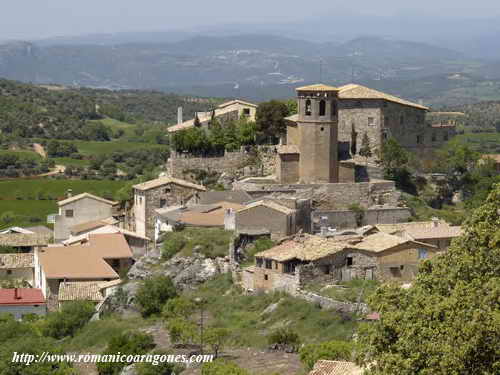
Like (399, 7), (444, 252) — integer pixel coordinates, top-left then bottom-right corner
(312, 207), (411, 231)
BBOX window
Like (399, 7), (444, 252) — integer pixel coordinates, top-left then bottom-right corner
(256, 258), (263, 267)
(432, 133), (437, 142)
(320, 127), (324, 131)
(319, 100), (326, 116)
(368, 117), (375, 126)
(264, 274), (269, 280)
(164, 187), (171, 193)
(418, 248), (428, 259)
(274, 262), (278, 270)
(160, 199), (167, 208)
(284, 262), (296, 274)
(65, 209), (74, 218)
(417, 135), (422, 144)
(265, 259), (272, 269)
(346, 257), (353, 266)
(322, 265), (331, 275)
(139, 197), (143, 205)
(390, 267), (402, 278)
(356, 101), (363, 108)
(6, 270), (12, 275)
(305, 99), (312, 116)
(243, 108), (251, 116)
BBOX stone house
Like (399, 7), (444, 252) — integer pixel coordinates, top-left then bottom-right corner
(34, 233), (132, 309)
(167, 99), (257, 134)
(133, 177), (206, 239)
(235, 200), (298, 239)
(57, 281), (105, 309)
(0, 233), (52, 253)
(0, 288), (46, 320)
(0, 254), (34, 286)
(374, 219), (462, 251)
(154, 201), (243, 241)
(54, 193), (118, 242)
(243, 232), (438, 293)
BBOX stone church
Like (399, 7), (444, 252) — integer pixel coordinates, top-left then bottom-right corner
(278, 83), (456, 184)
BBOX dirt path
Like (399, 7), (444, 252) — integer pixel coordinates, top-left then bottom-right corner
(33, 143), (47, 158)
(38, 164), (66, 177)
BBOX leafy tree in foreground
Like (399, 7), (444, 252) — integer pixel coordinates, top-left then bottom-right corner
(255, 100), (289, 142)
(42, 301), (95, 339)
(135, 275), (178, 317)
(356, 183), (500, 374)
(300, 340), (354, 370)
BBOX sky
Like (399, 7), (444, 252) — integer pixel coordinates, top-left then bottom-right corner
(1, 0), (500, 40)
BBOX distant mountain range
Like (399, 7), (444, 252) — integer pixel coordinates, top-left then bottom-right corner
(1, 29), (500, 106)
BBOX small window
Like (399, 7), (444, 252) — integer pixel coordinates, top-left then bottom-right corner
(368, 117), (375, 126)
(356, 101), (363, 108)
(159, 199), (167, 208)
(346, 257), (353, 266)
(305, 99), (312, 116)
(256, 258), (263, 267)
(274, 262), (278, 270)
(264, 274), (269, 280)
(139, 197), (143, 204)
(164, 187), (171, 193)
(418, 248), (428, 259)
(400, 265), (405, 270)
(390, 267), (402, 278)
(417, 135), (422, 144)
(320, 127), (324, 131)
(331, 102), (338, 116)
(265, 259), (272, 269)
(6, 270), (12, 275)
(65, 209), (74, 218)
(319, 100), (326, 116)
(243, 108), (251, 116)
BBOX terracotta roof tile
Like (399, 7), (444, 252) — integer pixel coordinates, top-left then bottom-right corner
(0, 233), (52, 247)
(58, 281), (103, 302)
(198, 190), (252, 205)
(0, 288), (45, 305)
(58, 193), (117, 207)
(296, 84), (339, 91)
(309, 360), (363, 375)
(351, 232), (436, 253)
(133, 177), (206, 192)
(238, 200), (295, 216)
(338, 84), (428, 110)
(375, 220), (449, 234)
(403, 226), (462, 240)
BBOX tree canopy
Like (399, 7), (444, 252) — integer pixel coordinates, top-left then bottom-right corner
(356, 183), (500, 374)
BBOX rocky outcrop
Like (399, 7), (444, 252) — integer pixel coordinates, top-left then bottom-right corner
(128, 250), (231, 290)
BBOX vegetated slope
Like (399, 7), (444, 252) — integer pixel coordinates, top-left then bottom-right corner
(0, 78), (220, 141)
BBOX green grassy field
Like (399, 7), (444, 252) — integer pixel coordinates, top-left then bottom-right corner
(72, 140), (166, 156)
(0, 178), (128, 229)
(90, 117), (138, 138)
(0, 150), (42, 161)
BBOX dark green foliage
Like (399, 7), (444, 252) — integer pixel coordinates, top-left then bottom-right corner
(135, 351), (183, 375)
(0, 152), (48, 177)
(47, 140), (78, 157)
(255, 100), (289, 141)
(42, 301), (95, 339)
(300, 340), (355, 370)
(267, 327), (300, 346)
(379, 138), (417, 194)
(97, 332), (155, 375)
(162, 232), (188, 260)
(358, 132), (372, 164)
(201, 360), (250, 375)
(356, 184), (500, 374)
(135, 275), (178, 317)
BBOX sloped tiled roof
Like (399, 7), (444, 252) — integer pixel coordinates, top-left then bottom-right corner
(0, 253), (34, 269)
(404, 226), (462, 240)
(70, 220), (109, 235)
(57, 193), (118, 207)
(0, 288), (45, 306)
(0, 233), (51, 247)
(255, 234), (349, 262)
(309, 360), (363, 375)
(338, 84), (428, 110)
(350, 232), (436, 253)
(296, 84), (339, 91)
(198, 190), (252, 205)
(238, 200), (295, 216)
(217, 99), (257, 109)
(58, 281), (103, 302)
(133, 177), (206, 192)
(375, 220), (449, 234)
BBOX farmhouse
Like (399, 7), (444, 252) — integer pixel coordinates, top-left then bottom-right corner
(0, 288), (46, 320)
(54, 192), (118, 242)
(133, 176), (206, 238)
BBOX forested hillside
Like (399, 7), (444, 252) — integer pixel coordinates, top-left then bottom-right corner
(0, 79), (221, 141)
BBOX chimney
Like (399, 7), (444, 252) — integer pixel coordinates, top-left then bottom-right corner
(177, 107), (183, 125)
(14, 288), (21, 300)
(66, 189), (73, 198)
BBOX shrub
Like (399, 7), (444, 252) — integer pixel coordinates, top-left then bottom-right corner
(161, 232), (187, 260)
(201, 360), (250, 375)
(267, 327), (300, 347)
(135, 275), (177, 317)
(299, 340), (354, 370)
(162, 297), (196, 320)
(135, 350), (183, 375)
(97, 332), (155, 375)
(42, 301), (95, 339)
(166, 317), (198, 346)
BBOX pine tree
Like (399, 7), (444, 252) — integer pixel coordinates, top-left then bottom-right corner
(193, 113), (201, 127)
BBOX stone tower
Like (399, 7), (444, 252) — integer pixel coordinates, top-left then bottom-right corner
(295, 84), (339, 183)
